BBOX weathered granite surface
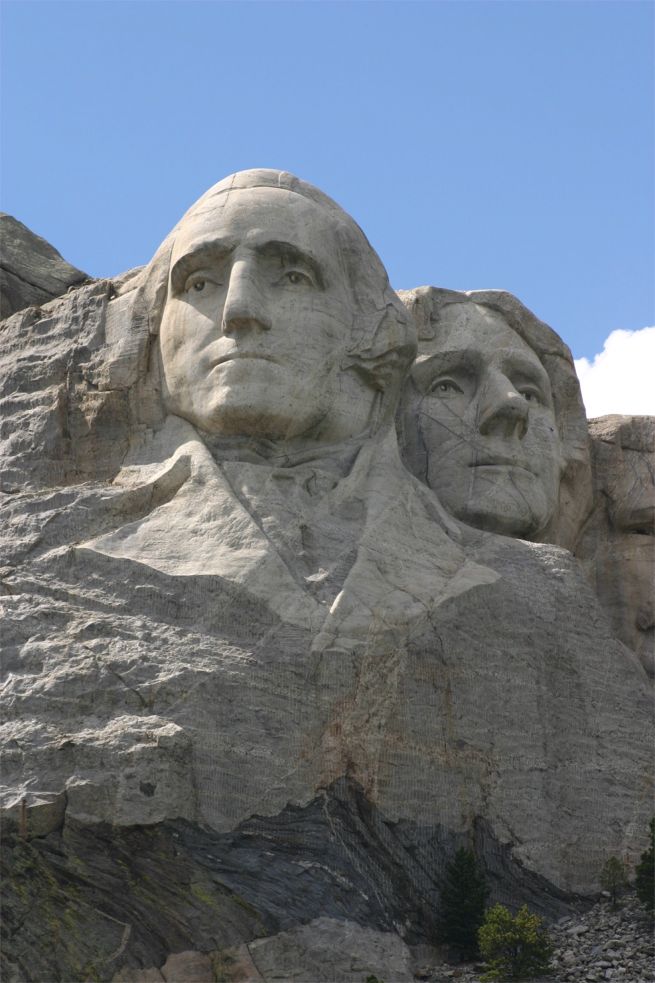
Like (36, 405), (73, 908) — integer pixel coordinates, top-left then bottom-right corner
(0, 213), (87, 319)
(1, 173), (652, 982)
(577, 415), (654, 677)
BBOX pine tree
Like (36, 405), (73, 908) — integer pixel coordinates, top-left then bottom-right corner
(478, 904), (552, 981)
(635, 817), (655, 912)
(438, 846), (490, 960)
(600, 856), (629, 908)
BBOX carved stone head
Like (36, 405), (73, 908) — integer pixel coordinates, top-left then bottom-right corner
(135, 170), (414, 446)
(398, 287), (592, 548)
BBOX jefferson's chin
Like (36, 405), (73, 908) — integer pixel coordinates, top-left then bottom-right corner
(449, 470), (551, 540)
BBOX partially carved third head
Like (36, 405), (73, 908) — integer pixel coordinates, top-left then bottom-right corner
(398, 288), (591, 547)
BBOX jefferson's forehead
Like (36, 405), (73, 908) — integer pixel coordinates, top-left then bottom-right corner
(427, 303), (531, 351)
(170, 186), (342, 268)
(414, 302), (553, 397)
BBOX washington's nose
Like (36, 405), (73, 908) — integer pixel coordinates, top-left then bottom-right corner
(221, 261), (272, 335)
(477, 371), (529, 440)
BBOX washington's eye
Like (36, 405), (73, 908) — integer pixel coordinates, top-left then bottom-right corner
(430, 378), (463, 396)
(283, 270), (313, 286)
(183, 274), (212, 294)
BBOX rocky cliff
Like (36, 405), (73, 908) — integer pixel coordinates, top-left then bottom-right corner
(1, 174), (652, 983)
(0, 213), (87, 319)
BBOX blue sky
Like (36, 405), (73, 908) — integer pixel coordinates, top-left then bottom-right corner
(2, 0), (653, 370)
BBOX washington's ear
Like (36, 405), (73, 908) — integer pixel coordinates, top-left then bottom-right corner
(341, 305), (416, 392)
(130, 237), (174, 338)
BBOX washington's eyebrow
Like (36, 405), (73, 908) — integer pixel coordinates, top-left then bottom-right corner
(255, 240), (325, 288)
(169, 237), (326, 293)
(170, 239), (234, 293)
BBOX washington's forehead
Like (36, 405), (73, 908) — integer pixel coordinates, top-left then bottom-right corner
(171, 187), (340, 261)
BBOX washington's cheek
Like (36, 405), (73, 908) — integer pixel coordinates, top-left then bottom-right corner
(285, 341), (344, 409)
(273, 303), (348, 352)
(160, 308), (216, 386)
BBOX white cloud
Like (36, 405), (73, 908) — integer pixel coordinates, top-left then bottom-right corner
(574, 327), (655, 418)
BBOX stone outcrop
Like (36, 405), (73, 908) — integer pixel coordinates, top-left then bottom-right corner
(1, 174), (652, 982)
(576, 415), (654, 677)
(415, 892), (654, 982)
(0, 213), (88, 318)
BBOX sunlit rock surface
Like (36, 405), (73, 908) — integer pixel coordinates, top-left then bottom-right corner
(0, 213), (87, 318)
(1, 177), (651, 982)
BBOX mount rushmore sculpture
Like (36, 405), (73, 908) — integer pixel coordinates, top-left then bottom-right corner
(1, 171), (652, 981)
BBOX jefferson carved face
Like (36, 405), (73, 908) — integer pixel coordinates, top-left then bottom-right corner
(411, 302), (565, 539)
(158, 186), (372, 442)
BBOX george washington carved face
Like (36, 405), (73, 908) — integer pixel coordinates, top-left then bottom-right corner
(156, 177), (412, 447)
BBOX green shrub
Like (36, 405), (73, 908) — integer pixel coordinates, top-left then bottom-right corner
(437, 846), (489, 959)
(478, 903), (552, 980)
(635, 817), (655, 912)
(600, 855), (629, 907)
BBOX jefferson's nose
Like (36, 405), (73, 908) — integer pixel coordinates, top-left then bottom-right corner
(221, 260), (272, 335)
(477, 370), (529, 439)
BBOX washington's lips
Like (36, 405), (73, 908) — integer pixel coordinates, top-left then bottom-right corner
(470, 456), (535, 473)
(211, 352), (279, 368)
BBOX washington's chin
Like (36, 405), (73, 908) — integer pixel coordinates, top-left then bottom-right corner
(173, 384), (330, 441)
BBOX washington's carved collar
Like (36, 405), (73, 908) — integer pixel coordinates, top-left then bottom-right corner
(198, 426), (374, 486)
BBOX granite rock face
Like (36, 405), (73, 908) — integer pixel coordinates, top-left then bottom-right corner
(0, 213), (87, 318)
(1, 173), (652, 981)
(577, 415), (654, 677)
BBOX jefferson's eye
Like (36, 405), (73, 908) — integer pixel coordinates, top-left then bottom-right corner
(192, 279), (206, 292)
(430, 378), (463, 396)
(518, 387), (540, 403)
